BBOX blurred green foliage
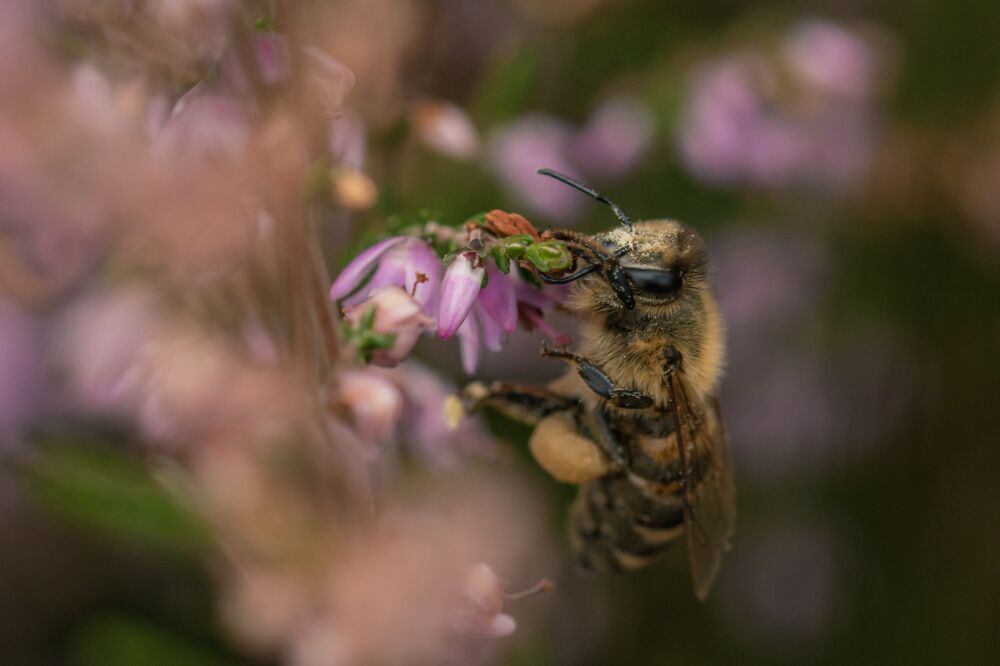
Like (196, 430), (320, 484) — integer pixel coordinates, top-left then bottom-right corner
(22, 440), (207, 552)
(71, 615), (231, 666)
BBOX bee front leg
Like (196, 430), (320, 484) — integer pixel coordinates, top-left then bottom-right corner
(541, 344), (654, 410)
(460, 381), (580, 426)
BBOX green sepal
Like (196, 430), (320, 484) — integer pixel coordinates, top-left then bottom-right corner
(524, 240), (572, 273)
(492, 246), (511, 274)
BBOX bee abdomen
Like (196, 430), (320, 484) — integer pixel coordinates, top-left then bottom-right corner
(570, 473), (684, 573)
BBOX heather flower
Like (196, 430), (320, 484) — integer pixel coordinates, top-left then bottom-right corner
(330, 229), (568, 373)
(221, 32), (291, 90)
(411, 99), (480, 160)
(454, 563), (517, 638)
(476, 263), (518, 333)
(438, 251), (486, 339)
(328, 112), (367, 169)
(220, 34), (355, 115)
(486, 115), (584, 220)
(783, 19), (877, 99)
(52, 287), (164, 415)
(451, 262), (534, 373)
(337, 369), (404, 443)
(144, 0), (233, 58)
(331, 237), (442, 314)
(487, 98), (655, 220)
(678, 19), (882, 192)
(570, 95), (655, 182)
(155, 89), (252, 164)
(304, 46), (357, 115)
(384, 362), (495, 466)
(342, 286), (434, 367)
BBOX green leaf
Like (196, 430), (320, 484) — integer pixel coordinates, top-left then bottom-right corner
(366, 332), (397, 349)
(72, 615), (232, 666)
(361, 303), (377, 330)
(23, 440), (208, 552)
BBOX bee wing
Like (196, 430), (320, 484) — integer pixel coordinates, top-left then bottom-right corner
(668, 373), (736, 602)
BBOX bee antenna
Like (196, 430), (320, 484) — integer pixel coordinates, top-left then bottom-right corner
(537, 168), (633, 232)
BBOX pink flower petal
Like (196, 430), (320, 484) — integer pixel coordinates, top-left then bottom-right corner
(487, 613), (517, 638)
(456, 313), (480, 375)
(437, 253), (484, 339)
(401, 240), (443, 312)
(477, 264), (517, 332)
(329, 236), (406, 301)
(477, 306), (504, 352)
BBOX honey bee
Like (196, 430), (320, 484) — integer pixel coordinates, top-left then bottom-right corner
(462, 169), (735, 600)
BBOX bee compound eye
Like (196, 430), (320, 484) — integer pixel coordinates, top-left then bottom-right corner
(624, 267), (683, 299)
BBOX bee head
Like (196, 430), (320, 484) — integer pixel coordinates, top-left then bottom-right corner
(595, 220), (708, 308)
(535, 169), (708, 312)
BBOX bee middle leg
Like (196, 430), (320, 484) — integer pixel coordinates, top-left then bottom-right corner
(460, 381), (580, 426)
(541, 344), (653, 410)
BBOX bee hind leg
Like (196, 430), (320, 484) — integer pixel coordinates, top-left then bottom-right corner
(541, 344), (653, 410)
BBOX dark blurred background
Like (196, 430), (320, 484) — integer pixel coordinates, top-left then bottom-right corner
(2, 0), (999, 664)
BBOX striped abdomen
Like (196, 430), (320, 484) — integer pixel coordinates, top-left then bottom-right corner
(570, 471), (685, 573)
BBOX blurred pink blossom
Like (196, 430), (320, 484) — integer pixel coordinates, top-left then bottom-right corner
(52, 288), (164, 416)
(679, 20), (882, 193)
(305, 46), (357, 115)
(0, 298), (42, 443)
(454, 563), (517, 637)
(783, 19), (877, 99)
(343, 286), (434, 367)
(412, 99), (481, 160)
(155, 89), (253, 164)
(276, 478), (547, 665)
(328, 112), (367, 169)
(570, 95), (655, 182)
(712, 228), (829, 330)
(337, 369), (404, 443)
(131, 328), (301, 448)
(143, 0), (233, 58)
(383, 362), (494, 466)
(488, 96), (654, 220)
(221, 32), (292, 90)
(487, 115), (584, 221)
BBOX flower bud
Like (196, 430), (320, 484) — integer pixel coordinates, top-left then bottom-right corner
(437, 252), (485, 339)
(524, 240), (573, 273)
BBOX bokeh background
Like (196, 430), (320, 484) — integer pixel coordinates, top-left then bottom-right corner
(2, 1), (999, 664)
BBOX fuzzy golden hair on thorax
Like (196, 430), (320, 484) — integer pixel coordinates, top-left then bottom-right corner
(564, 219), (725, 404)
